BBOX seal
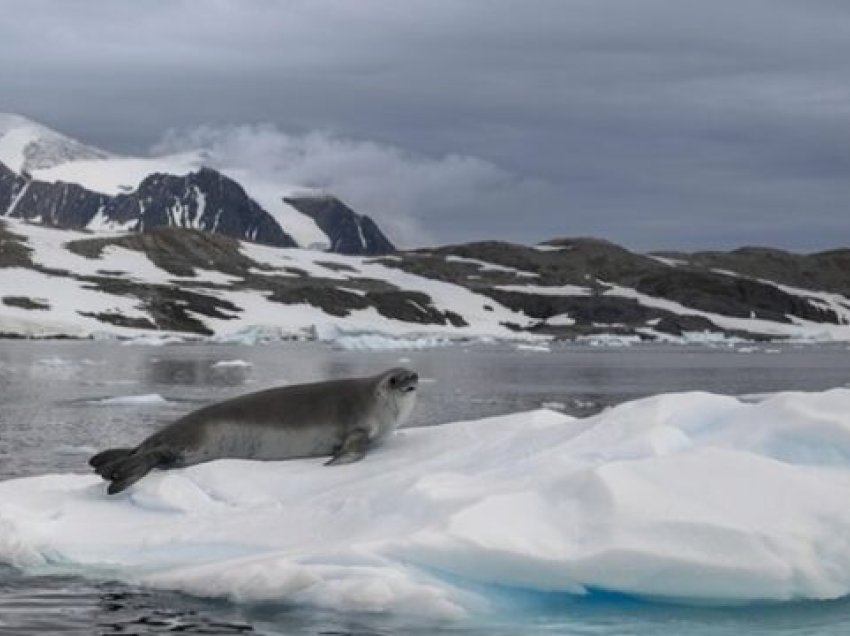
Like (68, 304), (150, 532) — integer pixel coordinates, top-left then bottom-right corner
(89, 367), (418, 495)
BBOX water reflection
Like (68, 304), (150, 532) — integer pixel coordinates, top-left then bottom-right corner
(145, 358), (252, 387)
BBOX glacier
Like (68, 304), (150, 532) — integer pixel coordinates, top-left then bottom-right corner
(2, 389), (850, 619)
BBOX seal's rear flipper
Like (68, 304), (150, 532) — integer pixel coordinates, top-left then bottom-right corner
(92, 448), (178, 495)
(89, 448), (134, 475)
(325, 429), (369, 466)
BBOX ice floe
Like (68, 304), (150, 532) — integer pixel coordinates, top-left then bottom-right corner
(3, 389), (850, 617)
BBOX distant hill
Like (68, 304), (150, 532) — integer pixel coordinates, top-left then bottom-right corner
(0, 218), (847, 343)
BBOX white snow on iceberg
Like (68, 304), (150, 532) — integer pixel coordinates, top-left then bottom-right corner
(2, 389), (850, 618)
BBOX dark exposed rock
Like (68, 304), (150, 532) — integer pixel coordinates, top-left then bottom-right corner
(634, 270), (838, 324)
(0, 161), (298, 248)
(67, 227), (263, 278)
(0, 219), (35, 268)
(654, 314), (721, 336)
(315, 260), (359, 273)
(267, 286), (370, 317)
(79, 277), (242, 335)
(444, 310), (468, 327)
(109, 168), (297, 248)
(263, 282), (466, 326)
(2, 296), (49, 310)
(365, 290), (466, 325)
(484, 289), (655, 325)
(375, 249), (527, 287)
(0, 162), (22, 212)
(656, 247), (850, 296)
(1, 160), (110, 228)
(392, 237), (846, 328)
(284, 195), (395, 255)
(2, 159), (407, 255)
(424, 238), (660, 287)
(77, 311), (155, 329)
(9, 179), (110, 227)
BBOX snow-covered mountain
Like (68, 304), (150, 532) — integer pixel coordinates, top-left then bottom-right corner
(1, 115), (849, 345)
(0, 114), (394, 254)
(1, 217), (849, 345)
(0, 113), (109, 172)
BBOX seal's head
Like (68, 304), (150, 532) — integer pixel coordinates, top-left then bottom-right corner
(383, 367), (419, 394)
(376, 367), (419, 427)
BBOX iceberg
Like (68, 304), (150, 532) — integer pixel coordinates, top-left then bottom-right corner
(312, 324), (455, 351)
(2, 389), (850, 618)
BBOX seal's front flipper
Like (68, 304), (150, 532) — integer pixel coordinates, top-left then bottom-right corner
(325, 429), (369, 466)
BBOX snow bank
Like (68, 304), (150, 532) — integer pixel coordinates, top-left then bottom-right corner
(3, 390), (850, 618)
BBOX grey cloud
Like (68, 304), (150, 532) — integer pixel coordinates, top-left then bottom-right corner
(152, 124), (556, 248)
(1, 0), (849, 250)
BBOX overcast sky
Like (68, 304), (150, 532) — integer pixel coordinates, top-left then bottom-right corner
(2, 0), (849, 250)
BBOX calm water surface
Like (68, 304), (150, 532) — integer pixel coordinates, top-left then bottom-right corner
(0, 340), (849, 635)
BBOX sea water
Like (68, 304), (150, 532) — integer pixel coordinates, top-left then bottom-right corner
(1, 340), (849, 635)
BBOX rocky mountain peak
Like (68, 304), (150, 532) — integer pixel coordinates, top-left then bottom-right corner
(283, 194), (395, 255)
(0, 115), (395, 255)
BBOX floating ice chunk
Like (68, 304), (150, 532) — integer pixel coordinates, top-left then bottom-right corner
(91, 393), (169, 405)
(571, 398), (597, 410)
(546, 313), (576, 326)
(211, 359), (253, 369)
(2, 391), (850, 617)
(515, 343), (551, 353)
(541, 401), (566, 410)
(121, 334), (189, 346)
(576, 333), (642, 347)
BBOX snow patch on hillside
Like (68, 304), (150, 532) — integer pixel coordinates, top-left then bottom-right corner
(33, 151), (205, 196)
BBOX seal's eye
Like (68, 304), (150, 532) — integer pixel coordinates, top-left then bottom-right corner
(389, 377), (398, 388)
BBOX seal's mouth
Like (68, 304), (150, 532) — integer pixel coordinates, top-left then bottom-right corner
(392, 371), (419, 393)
